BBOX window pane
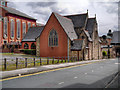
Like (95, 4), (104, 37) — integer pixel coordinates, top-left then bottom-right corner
(17, 20), (21, 38)
(49, 29), (58, 46)
(22, 22), (26, 38)
(11, 20), (14, 38)
(4, 18), (7, 37)
(28, 22), (31, 29)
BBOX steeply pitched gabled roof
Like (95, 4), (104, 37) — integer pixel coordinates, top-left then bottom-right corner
(64, 13), (88, 28)
(111, 31), (120, 44)
(2, 6), (36, 20)
(85, 18), (96, 38)
(22, 26), (44, 42)
(84, 30), (92, 42)
(71, 39), (84, 51)
(53, 12), (77, 40)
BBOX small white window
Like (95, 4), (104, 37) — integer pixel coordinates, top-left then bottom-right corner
(22, 22), (26, 38)
(32, 24), (35, 27)
(17, 20), (21, 39)
(4, 17), (7, 38)
(28, 22), (31, 29)
(10, 19), (15, 38)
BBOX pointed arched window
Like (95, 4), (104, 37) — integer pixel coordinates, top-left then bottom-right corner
(31, 43), (36, 49)
(24, 43), (29, 49)
(49, 29), (58, 46)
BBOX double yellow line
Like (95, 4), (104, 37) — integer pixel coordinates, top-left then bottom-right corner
(0, 61), (103, 82)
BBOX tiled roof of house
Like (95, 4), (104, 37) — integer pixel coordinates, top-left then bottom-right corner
(111, 31), (120, 44)
(85, 18), (96, 38)
(71, 40), (83, 51)
(64, 13), (88, 28)
(54, 12), (77, 40)
(2, 6), (36, 20)
(22, 26), (44, 42)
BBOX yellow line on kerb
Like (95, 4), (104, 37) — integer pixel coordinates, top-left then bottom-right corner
(0, 60), (104, 82)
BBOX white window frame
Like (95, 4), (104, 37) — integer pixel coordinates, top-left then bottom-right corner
(10, 19), (15, 39)
(28, 22), (31, 29)
(17, 20), (21, 39)
(22, 22), (26, 38)
(32, 24), (35, 27)
(4, 17), (8, 38)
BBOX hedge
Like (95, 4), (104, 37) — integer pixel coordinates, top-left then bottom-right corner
(20, 49), (36, 55)
(102, 51), (107, 56)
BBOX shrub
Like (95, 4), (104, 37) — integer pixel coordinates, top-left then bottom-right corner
(20, 49), (36, 55)
(102, 51), (107, 56)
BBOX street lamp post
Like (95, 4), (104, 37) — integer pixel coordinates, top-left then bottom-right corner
(108, 45), (110, 59)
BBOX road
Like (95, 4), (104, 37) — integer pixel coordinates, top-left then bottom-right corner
(1, 58), (120, 88)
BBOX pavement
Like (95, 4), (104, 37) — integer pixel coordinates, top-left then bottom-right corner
(1, 58), (119, 88)
(0, 59), (113, 79)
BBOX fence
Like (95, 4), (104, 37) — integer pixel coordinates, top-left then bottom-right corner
(1, 56), (81, 71)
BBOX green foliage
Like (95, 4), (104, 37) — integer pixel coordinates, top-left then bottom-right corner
(102, 51), (107, 56)
(20, 49), (36, 55)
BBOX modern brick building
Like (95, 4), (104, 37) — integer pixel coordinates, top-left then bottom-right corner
(35, 12), (102, 60)
(0, 0), (36, 52)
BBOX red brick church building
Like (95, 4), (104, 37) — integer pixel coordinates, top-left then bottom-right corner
(35, 12), (102, 60)
(0, 0), (36, 52)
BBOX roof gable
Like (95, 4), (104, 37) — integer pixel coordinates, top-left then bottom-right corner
(111, 31), (120, 44)
(22, 26), (44, 42)
(85, 18), (96, 38)
(53, 12), (77, 40)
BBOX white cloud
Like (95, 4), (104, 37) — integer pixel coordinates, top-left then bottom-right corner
(7, 0), (118, 36)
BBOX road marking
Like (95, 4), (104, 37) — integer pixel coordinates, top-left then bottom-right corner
(100, 66), (103, 68)
(0, 60), (106, 82)
(59, 82), (64, 85)
(74, 77), (78, 79)
(85, 73), (87, 75)
(92, 70), (94, 72)
(115, 63), (120, 64)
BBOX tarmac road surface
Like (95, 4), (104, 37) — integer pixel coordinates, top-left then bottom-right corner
(1, 58), (119, 88)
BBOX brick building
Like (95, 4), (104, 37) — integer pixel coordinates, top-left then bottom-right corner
(36, 12), (102, 60)
(0, 0), (36, 52)
(100, 30), (114, 58)
(21, 26), (44, 50)
(111, 31), (120, 57)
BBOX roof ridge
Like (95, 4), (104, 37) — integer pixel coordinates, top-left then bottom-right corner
(64, 13), (88, 17)
(53, 12), (72, 21)
(88, 17), (96, 19)
(2, 6), (36, 20)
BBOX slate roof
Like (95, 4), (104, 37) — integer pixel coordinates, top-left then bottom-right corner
(22, 26), (44, 42)
(54, 12), (77, 40)
(85, 18), (96, 38)
(84, 30), (92, 42)
(2, 6), (36, 20)
(64, 13), (88, 28)
(71, 40), (83, 51)
(111, 31), (120, 44)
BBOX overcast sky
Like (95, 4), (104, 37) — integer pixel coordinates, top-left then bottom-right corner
(7, 0), (119, 36)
